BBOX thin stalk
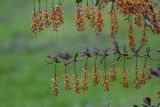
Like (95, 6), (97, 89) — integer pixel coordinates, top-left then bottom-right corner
(84, 57), (88, 70)
(104, 56), (107, 79)
(54, 63), (57, 78)
(104, 57), (107, 71)
(52, 0), (54, 11)
(38, 0), (41, 12)
(94, 55), (98, 72)
(130, 14), (133, 29)
(81, 2), (82, 8)
(64, 63), (67, 73)
(135, 55), (138, 70)
(74, 62), (77, 79)
(33, 0), (36, 15)
(143, 23), (146, 36)
(45, 0), (47, 11)
(83, 57), (88, 80)
(91, 0), (93, 6)
(123, 56), (126, 71)
(112, 55), (116, 72)
(144, 57), (147, 68)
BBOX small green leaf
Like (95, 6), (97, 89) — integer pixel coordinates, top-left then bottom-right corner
(74, 53), (79, 59)
(59, 0), (64, 3)
(76, 0), (82, 3)
(95, 0), (100, 6)
(133, 105), (140, 107)
(74, 53), (79, 61)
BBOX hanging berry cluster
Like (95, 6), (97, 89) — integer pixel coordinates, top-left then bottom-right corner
(29, 0), (160, 97)
(31, 0), (160, 47)
(31, 0), (64, 34)
(48, 40), (160, 96)
(115, 0), (160, 47)
(75, 3), (85, 32)
(51, 1), (64, 32)
(108, 3), (118, 39)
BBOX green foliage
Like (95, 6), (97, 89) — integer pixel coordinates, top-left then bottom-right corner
(76, 0), (82, 4)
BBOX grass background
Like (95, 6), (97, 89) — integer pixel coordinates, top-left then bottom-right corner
(0, 0), (160, 107)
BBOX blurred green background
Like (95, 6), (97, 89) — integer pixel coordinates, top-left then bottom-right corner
(0, 0), (160, 107)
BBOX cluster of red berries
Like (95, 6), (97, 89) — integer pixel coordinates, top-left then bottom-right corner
(29, 0), (160, 97)
(31, 0), (160, 48)
(51, 3), (64, 32)
(48, 42), (155, 96)
(51, 59), (149, 96)
(109, 4), (118, 39)
(75, 4), (85, 32)
(31, 0), (64, 34)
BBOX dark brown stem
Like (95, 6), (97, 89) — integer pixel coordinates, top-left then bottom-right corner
(143, 22), (146, 36)
(123, 56), (126, 71)
(54, 63), (57, 78)
(104, 56), (107, 79)
(45, 0), (47, 11)
(135, 55), (138, 70)
(87, 0), (88, 6)
(33, 0), (36, 15)
(38, 0), (41, 12)
(64, 62), (67, 73)
(52, 0), (54, 11)
(144, 57), (147, 68)
(130, 14), (133, 29)
(94, 55), (98, 72)
(91, 0), (93, 6)
(111, 55), (116, 72)
(74, 62), (77, 79)
(85, 57), (88, 70)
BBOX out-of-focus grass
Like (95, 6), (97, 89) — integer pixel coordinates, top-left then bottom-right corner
(0, 0), (160, 107)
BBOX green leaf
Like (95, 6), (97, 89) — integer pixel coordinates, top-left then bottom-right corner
(74, 53), (79, 59)
(76, 0), (82, 3)
(59, 0), (64, 3)
(95, 0), (100, 6)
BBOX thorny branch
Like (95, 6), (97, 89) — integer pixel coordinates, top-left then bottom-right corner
(47, 40), (160, 66)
